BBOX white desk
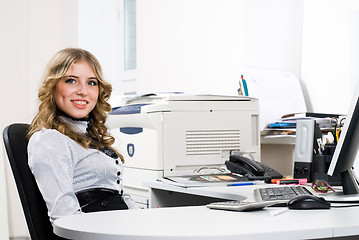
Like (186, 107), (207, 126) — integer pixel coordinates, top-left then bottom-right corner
(54, 182), (359, 239)
(53, 205), (359, 240)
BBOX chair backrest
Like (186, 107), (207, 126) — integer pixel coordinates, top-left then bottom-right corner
(3, 123), (64, 240)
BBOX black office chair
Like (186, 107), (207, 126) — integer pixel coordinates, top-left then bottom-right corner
(3, 123), (65, 240)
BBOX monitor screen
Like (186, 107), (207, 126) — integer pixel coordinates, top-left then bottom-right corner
(327, 84), (359, 195)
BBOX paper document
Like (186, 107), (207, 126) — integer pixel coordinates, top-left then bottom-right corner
(161, 173), (250, 187)
(240, 69), (307, 130)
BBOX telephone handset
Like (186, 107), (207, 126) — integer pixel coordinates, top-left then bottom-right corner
(225, 155), (283, 181)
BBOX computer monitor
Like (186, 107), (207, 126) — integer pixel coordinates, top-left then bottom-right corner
(327, 83), (359, 195)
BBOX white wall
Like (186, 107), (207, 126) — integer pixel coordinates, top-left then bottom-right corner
(137, 0), (243, 95)
(302, 0), (359, 114)
(241, 0), (303, 77)
(136, 0), (358, 114)
(0, 123), (9, 240)
(1, 0), (78, 237)
(136, 0), (303, 96)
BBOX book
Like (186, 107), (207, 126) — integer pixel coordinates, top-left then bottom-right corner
(281, 112), (341, 119)
(267, 122), (296, 128)
(161, 173), (250, 187)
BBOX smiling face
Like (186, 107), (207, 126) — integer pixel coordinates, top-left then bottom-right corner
(54, 60), (99, 119)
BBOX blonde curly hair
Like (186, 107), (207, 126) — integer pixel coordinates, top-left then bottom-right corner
(28, 48), (123, 162)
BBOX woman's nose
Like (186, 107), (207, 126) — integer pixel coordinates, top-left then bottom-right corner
(76, 82), (88, 95)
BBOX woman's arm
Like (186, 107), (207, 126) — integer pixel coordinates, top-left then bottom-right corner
(28, 129), (81, 222)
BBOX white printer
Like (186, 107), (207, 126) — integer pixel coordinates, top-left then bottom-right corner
(107, 93), (260, 206)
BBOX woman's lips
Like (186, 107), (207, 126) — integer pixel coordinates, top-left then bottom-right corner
(72, 100), (88, 109)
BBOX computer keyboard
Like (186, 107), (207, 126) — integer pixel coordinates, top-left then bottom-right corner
(206, 186), (313, 211)
(254, 185), (313, 206)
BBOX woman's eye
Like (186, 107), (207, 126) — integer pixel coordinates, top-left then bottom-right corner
(65, 78), (76, 84)
(88, 80), (98, 86)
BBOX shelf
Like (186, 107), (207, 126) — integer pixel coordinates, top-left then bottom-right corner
(260, 135), (296, 145)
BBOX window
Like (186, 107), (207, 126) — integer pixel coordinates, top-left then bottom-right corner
(124, 0), (136, 71)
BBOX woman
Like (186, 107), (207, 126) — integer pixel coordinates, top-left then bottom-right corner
(27, 48), (138, 223)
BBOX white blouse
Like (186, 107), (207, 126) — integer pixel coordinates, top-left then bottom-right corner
(27, 118), (138, 222)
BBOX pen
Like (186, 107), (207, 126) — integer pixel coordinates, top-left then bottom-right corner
(317, 138), (324, 155)
(241, 75), (249, 96)
(237, 80), (243, 96)
(227, 182), (255, 186)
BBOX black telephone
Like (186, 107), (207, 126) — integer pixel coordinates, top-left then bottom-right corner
(225, 155), (283, 182)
